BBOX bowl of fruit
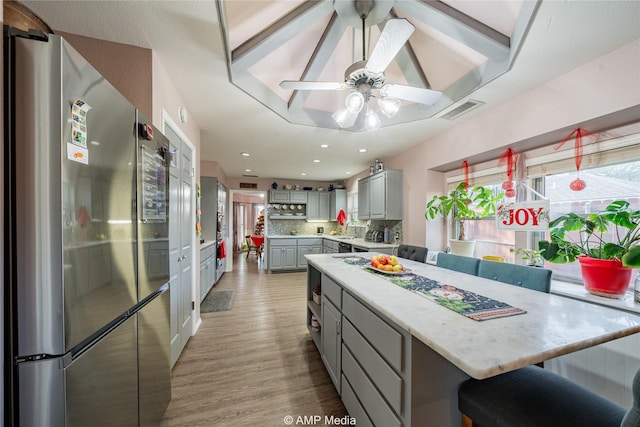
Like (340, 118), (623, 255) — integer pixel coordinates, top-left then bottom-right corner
(369, 254), (409, 275)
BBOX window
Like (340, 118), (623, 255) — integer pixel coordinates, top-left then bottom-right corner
(538, 160), (640, 282)
(465, 183), (516, 261)
(347, 190), (358, 222)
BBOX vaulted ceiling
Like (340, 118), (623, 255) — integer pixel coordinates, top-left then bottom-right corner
(20, 0), (640, 181)
(220, 0), (536, 131)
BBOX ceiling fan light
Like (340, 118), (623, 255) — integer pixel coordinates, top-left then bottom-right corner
(364, 108), (380, 131)
(345, 92), (365, 114)
(333, 108), (357, 128)
(378, 96), (401, 118)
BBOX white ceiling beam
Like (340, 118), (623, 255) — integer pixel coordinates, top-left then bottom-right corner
(288, 13), (348, 112)
(394, 0), (510, 62)
(231, 0), (334, 70)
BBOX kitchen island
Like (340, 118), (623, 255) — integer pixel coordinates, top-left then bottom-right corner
(305, 253), (640, 426)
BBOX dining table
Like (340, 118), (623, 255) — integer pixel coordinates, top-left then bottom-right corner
(304, 253), (640, 425)
(250, 235), (264, 256)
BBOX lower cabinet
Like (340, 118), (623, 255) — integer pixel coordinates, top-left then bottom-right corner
(306, 265), (410, 426)
(297, 239), (322, 269)
(269, 244), (297, 270)
(323, 239), (339, 254)
(268, 238), (321, 271)
(321, 298), (341, 392)
(199, 243), (216, 302)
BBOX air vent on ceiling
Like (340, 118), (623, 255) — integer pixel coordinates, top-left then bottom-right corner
(239, 182), (258, 188)
(438, 100), (485, 120)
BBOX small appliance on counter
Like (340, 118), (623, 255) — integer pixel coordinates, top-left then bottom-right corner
(365, 230), (384, 242)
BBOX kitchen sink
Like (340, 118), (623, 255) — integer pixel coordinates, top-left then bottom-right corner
(335, 236), (356, 240)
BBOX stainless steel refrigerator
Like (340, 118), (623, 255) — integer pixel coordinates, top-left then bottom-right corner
(4, 29), (171, 426)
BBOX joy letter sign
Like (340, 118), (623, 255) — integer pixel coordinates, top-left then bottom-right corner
(496, 201), (550, 231)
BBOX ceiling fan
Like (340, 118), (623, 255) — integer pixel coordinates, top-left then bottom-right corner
(280, 4), (442, 129)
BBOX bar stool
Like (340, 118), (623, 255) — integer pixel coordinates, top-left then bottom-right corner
(458, 365), (640, 427)
(436, 253), (480, 276)
(397, 244), (428, 263)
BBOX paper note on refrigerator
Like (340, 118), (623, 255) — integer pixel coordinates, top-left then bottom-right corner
(71, 99), (91, 148)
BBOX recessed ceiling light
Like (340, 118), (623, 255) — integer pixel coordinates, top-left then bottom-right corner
(320, 144), (329, 148)
(241, 152), (250, 157)
(346, 171), (352, 175)
(313, 159), (320, 163)
(245, 169), (252, 172)
(301, 172), (307, 176)
(358, 148), (367, 153)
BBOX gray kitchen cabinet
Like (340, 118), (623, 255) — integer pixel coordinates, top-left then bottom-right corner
(306, 263), (411, 425)
(290, 191), (308, 203)
(269, 190), (290, 203)
(329, 189), (347, 221)
(297, 239), (322, 268)
(307, 191), (330, 221)
(269, 190), (308, 204)
(358, 169), (403, 220)
(323, 239), (339, 254)
(358, 177), (372, 220)
(322, 295), (342, 393)
(267, 238), (297, 271)
(199, 243), (215, 302)
(268, 237), (324, 271)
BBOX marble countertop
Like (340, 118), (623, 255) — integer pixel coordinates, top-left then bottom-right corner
(267, 234), (397, 249)
(305, 253), (640, 380)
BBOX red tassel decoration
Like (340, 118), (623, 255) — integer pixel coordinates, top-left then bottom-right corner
(462, 160), (469, 191)
(498, 148), (517, 198)
(555, 128), (594, 191)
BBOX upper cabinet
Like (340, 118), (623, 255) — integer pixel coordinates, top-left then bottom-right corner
(307, 192), (330, 221)
(269, 190), (308, 204)
(358, 170), (403, 220)
(329, 189), (347, 221)
(307, 189), (347, 221)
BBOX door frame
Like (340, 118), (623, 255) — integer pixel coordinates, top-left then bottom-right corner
(161, 110), (199, 335)
(228, 189), (267, 271)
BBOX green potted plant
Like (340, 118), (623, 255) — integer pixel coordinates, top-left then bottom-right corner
(538, 200), (640, 298)
(425, 182), (504, 256)
(510, 247), (544, 267)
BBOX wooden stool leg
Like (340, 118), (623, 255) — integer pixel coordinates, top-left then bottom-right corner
(461, 414), (478, 427)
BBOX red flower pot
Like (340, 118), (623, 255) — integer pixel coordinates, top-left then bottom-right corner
(578, 256), (632, 298)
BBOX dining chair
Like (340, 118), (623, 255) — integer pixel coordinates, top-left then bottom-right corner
(477, 260), (552, 293)
(245, 235), (260, 259)
(436, 253), (480, 276)
(397, 244), (428, 263)
(458, 364), (640, 427)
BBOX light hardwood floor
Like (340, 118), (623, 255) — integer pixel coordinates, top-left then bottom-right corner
(160, 252), (346, 426)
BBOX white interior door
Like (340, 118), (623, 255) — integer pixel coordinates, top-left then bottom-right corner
(165, 124), (194, 367)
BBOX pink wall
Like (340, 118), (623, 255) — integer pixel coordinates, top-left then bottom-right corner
(349, 40), (640, 252)
(152, 53), (201, 179)
(58, 31), (152, 119)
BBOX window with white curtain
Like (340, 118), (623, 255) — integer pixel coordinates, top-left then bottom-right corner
(446, 131), (640, 285)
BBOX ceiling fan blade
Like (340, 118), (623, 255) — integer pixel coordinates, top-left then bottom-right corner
(365, 19), (415, 76)
(280, 81), (347, 91)
(381, 84), (443, 105)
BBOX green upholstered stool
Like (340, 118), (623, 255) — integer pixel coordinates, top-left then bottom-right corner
(477, 260), (552, 293)
(436, 253), (480, 276)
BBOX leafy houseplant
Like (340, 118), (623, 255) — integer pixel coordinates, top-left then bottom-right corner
(511, 247), (544, 267)
(425, 182), (504, 241)
(539, 200), (640, 297)
(425, 182), (504, 256)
